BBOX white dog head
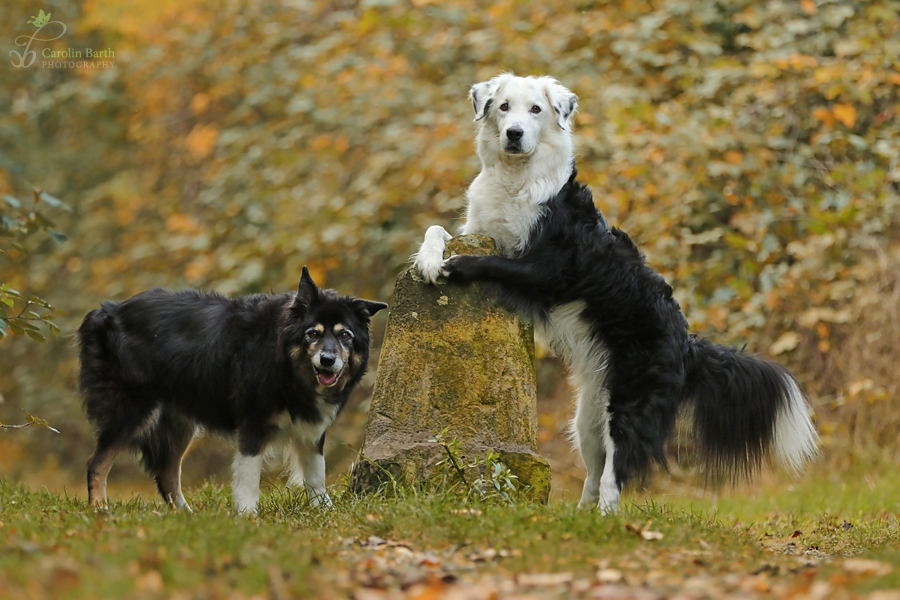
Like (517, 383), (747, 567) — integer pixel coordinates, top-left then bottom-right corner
(469, 73), (577, 159)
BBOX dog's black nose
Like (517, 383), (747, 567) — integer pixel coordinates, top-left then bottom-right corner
(506, 127), (524, 141)
(319, 354), (336, 367)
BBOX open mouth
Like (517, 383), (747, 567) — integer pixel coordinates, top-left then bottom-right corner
(314, 368), (341, 387)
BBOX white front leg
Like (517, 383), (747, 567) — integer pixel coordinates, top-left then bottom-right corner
(287, 442), (332, 508)
(413, 225), (452, 284)
(232, 453), (264, 515)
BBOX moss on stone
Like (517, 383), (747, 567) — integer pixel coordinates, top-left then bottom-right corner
(351, 235), (550, 502)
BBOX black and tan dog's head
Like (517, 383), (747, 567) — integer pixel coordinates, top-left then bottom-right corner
(284, 267), (387, 395)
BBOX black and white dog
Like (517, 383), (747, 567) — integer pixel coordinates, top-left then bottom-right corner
(414, 74), (817, 512)
(78, 267), (387, 514)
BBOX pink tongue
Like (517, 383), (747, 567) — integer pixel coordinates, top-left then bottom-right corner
(317, 372), (337, 386)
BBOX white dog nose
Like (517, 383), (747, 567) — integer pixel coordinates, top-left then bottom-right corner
(506, 127), (524, 141)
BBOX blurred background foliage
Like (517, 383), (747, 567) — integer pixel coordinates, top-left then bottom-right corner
(1, 0), (898, 500)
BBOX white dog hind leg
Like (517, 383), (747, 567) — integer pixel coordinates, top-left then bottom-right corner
(413, 225), (452, 284)
(573, 389), (606, 510)
(231, 452), (264, 515)
(596, 434), (621, 514)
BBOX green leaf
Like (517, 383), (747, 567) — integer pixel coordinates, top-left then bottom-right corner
(38, 192), (71, 211)
(16, 320), (39, 331)
(25, 329), (45, 342)
(2, 286), (24, 299)
(28, 295), (51, 308)
(33, 212), (56, 228)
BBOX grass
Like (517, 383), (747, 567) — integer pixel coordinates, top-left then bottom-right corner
(1, 467), (899, 600)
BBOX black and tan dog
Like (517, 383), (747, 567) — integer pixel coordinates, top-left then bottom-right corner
(78, 267), (386, 514)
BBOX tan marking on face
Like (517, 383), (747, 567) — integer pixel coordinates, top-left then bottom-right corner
(313, 324), (325, 333)
(333, 324), (345, 333)
(289, 346), (302, 361)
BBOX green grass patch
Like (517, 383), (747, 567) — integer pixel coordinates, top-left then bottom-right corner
(1, 474), (898, 599)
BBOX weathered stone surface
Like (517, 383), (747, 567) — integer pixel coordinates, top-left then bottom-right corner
(351, 235), (550, 502)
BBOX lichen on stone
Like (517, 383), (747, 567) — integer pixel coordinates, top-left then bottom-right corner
(351, 235), (550, 502)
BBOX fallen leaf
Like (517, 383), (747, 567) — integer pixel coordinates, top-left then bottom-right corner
(449, 508), (483, 517)
(134, 570), (163, 592)
(625, 522), (664, 541)
(597, 568), (624, 583)
(842, 558), (892, 576)
(517, 572), (573, 586)
(419, 553), (441, 567)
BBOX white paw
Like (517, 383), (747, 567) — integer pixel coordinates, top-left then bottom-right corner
(597, 499), (618, 515)
(413, 225), (452, 284)
(577, 497), (598, 510)
(597, 484), (620, 514)
(309, 489), (333, 509)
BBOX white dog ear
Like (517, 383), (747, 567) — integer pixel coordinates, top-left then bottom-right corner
(542, 78), (578, 130)
(469, 74), (511, 122)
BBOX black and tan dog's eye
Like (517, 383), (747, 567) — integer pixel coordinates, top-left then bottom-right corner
(306, 329), (321, 340)
(339, 330), (353, 341)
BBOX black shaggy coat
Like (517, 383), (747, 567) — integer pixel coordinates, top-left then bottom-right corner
(79, 268), (386, 510)
(444, 169), (815, 495)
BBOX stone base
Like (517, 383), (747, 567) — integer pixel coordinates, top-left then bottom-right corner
(351, 235), (550, 503)
(350, 434), (550, 503)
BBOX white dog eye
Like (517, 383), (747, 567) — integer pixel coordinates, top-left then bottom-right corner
(499, 102), (509, 112)
(530, 105), (542, 114)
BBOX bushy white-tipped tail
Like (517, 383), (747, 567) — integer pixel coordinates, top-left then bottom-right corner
(684, 336), (819, 481)
(773, 375), (819, 473)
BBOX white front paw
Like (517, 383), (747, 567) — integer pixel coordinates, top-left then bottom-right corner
(308, 487), (332, 509)
(577, 492), (599, 511)
(235, 502), (258, 516)
(414, 253), (445, 284)
(413, 225), (452, 284)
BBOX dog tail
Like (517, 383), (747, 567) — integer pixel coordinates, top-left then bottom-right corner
(77, 303), (135, 423)
(682, 336), (818, 482)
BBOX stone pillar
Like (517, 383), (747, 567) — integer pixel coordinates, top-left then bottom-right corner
(351, 234), (550, 502)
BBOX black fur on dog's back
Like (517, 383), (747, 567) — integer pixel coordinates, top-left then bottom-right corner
(444, 169), (817, 494)
(79, 271), (386, 509)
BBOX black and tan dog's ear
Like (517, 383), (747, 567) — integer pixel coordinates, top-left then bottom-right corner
(353, 299), (388, 319)
(540, 77), (578, 131)
(294, 266), (319, 311)
(470, 73), (512, 122)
